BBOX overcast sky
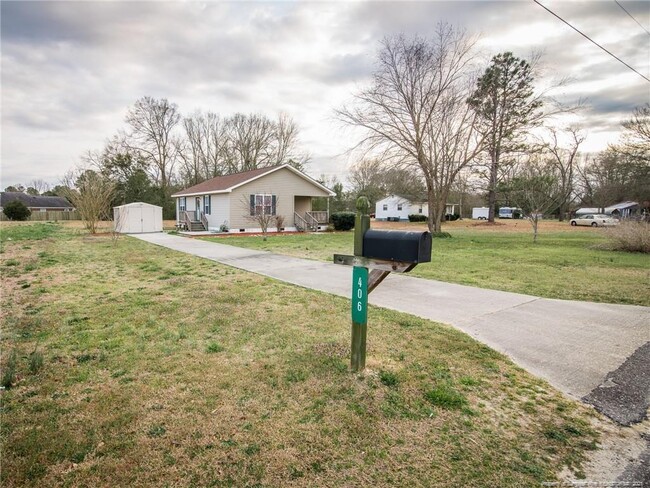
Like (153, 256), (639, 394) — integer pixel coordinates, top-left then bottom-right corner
(1, 0), (649, 189)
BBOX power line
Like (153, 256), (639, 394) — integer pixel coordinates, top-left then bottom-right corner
(533, 0), (650, 84)
(615, 0), (650, 37)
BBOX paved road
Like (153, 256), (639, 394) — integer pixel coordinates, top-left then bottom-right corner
(133, 233), (649, 423)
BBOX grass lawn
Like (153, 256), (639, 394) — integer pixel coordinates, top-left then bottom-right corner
(205, 220), (650, 306)
(0, 222), (602, 487)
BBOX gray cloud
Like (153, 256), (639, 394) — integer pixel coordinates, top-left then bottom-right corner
(1, 1), (648, 186)
(302, 52), (374, 84)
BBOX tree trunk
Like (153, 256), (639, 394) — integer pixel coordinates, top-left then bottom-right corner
(531, 217), (539, 243)
(426, 187), (442, 233)
(488, 152), (498, 222)
(433, 201), (445, 233)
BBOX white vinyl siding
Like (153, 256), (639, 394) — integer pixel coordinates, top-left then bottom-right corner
(228, 167), (330, 229)
(203, 193), (230, 231)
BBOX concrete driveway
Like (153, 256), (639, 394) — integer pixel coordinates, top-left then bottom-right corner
(133, 233), (649, 426)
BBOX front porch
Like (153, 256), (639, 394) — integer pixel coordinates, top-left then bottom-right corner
(177, 208), (330, 235)
(293, 195), (328, 231)
(293, 210), (329, 231)
(178, 210), (209, 232)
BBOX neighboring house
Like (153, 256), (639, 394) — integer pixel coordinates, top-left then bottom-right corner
(375, 195), (458, 221)
(171, 164), (335, 233)
(0, 192), (74, 212)
(575, 201), (639, 218)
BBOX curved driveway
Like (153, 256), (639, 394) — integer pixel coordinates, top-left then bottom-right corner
(133, 233), (649, 425)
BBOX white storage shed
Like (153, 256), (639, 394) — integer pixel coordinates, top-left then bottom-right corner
(113, 202), (163, 234)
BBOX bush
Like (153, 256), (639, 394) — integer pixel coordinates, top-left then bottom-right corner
(432, 231), (452, 238)
(604, 221), (650, 253)
(331, 212), (355, 231)
(444, 214), (460, 221)
(275, 215), (285, 231)
(408, 214), (427, 222)
(3, 200), (31, 221)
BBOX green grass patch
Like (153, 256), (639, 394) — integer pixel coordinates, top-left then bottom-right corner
(425, 384), (469, 410)
(207, 225), (650, 306)
(0, 223), (601, 487)
(0, 222), (61, 243)
(206, 342), (224, 353)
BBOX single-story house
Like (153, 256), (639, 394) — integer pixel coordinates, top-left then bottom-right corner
(0, 192), (74, 212)
(375, 195), (458, 221)
(171, 164), (335, 233)
(575, 201), (639, 218)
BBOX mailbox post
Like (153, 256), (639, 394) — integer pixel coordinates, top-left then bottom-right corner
(334, 197), (432, 372)
(351, 197), (371, 372)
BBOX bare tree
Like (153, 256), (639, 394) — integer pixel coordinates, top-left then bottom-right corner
(347, 159), (387, 208)
(28, 179), (50, 195)
(242, 194), (278, 241)
(60, 169), (116, 234)
(124, 97), (181, 195)
(337, 25), (482, 232)
(227, 113), (276, 172)
(502, 157), (561, 242)
(275, 112), (301, 165)
(419, 82), (485, 229)
(175, 111), (307, 184)
(541, 127), (585, 221)
(179, 111), (228, 185)
(576, 149), (648, 210)
(621, 103), (650, 155)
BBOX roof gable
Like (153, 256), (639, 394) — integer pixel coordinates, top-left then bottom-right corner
(376, 194), (426, 205)
(172, 164), (334, 197)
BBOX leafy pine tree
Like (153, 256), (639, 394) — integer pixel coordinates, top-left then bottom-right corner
(469, 52), (542, 222)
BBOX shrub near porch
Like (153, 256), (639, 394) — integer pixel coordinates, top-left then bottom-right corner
(1, 223), (600, 487)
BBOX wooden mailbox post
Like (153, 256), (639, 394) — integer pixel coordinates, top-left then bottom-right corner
(334, 197), (432, 372)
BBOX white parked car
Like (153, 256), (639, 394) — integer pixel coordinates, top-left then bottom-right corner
(570, 214), (619, 227)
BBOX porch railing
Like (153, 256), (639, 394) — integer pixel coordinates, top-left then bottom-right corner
(182, 211), (193, 231)
(304, 212), (319, 230)
(294, 212), (308, 231)
(306, 211), (328, 224)
(201, 213), (209, 231)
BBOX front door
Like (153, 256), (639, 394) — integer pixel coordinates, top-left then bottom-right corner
(195, 197), (201, 221)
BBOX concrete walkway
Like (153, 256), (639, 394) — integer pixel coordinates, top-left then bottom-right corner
(133, 233), (649, 420)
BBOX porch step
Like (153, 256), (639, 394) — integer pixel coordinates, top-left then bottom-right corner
(189, 221), (206, 231)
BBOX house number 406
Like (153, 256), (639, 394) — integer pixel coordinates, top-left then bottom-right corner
(352, 267), (368, 323)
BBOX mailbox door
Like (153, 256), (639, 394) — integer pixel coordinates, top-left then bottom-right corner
(362, 230), (432, 263)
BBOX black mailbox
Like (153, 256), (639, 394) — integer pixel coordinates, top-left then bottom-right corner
(362, 230), (432, 263)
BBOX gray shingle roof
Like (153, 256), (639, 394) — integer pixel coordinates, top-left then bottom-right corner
(0, 192), (74, 209)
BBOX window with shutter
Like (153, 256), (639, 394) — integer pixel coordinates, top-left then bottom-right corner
(251, 194), (276, 215)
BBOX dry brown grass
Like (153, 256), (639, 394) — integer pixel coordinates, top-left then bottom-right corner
(603, 221), (650, 253)
(372, 218), (593, 233)
(1, 223), (602, 487)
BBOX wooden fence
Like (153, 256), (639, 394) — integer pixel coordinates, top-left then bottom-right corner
(0, 210), (80, 221)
